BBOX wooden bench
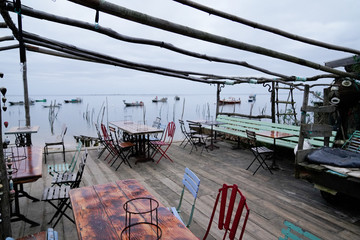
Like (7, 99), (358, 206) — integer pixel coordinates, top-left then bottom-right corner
(210, 115), (337, 149)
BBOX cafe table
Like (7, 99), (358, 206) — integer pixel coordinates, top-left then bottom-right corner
(187, 119), (224, 150)
(256, 130), (295, 169)
(110, 121), (163, 162)
(5, 125), (40, 146)
(70, 179), (199, 240)
(10, 146), (43, 226)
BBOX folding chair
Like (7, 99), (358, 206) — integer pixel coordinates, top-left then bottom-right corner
(94, 123), (108, 159)
(42, 149), (88, 228)
(44, 124), (67, 163)
(178, 119), (196, 148)
(246, 130), (273, 175)
(108, 125), (135, 169)
(100, 123), (118, 162)
(47, 141), (82, 176)
(203, 184), (250, 240)
(188, 122), (209, 154)
(170, 168), (200, 227)
(150, 121), (176, 163)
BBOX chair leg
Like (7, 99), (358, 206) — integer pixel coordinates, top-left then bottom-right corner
(62, 143), (65, 162)
(44, 146), (47, 164)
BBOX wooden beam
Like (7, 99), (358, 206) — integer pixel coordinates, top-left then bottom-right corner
(0, 36), (14, 42)
(68, 0), (358, 79)
(325, 55), (359, 68)
(0, 44), (18, 51)
(5, 3), (291, 80)
(0, 22), (6, 28)
(174, 0), (360, 56)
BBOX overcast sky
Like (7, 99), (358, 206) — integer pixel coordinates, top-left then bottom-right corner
(0, 0), (359, 96)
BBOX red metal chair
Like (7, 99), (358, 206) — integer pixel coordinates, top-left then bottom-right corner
(203, 184), (250, 240)
(150, 121), (176, 163)
(100, 123), (117, 162)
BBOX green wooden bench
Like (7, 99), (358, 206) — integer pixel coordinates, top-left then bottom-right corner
(210, 115), (337, 150)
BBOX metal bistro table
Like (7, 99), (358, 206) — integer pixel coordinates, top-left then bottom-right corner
(70, 179), (199, 240)
(10, 146), (43, 227)
(256, 130), (295, 169)
(5, 125), (40, 146)
(110, 121), (163, 163)
(188, 120), (224, 150)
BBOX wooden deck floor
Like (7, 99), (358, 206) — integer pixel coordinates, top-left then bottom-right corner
(11, 140), (360, 240)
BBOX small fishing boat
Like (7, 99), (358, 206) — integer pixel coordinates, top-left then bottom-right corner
(35, 99), (47, 102)
(9, 100), (35, 106)
(248, 94), (256, 102)
(174, 95), (180, 100)
(123, 100), (144, 107)
(219, 97), (241, 104)
(64, 97), (82, 103)
(152, 96), (168, 102)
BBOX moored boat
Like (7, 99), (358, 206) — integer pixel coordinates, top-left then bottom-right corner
(219, 97), (241, 104)
(123, 100), (144, 107)
(248, 94), (256, 102)
(174, 95), (180, 100)
(9, 100), (35, 105)
(152, 96), (168, 102)
(64, 98), (82, 103)
(35, 99), (47, 102)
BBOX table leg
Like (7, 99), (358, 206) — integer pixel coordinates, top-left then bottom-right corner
(206, 125), (219, 151)
(270, 138), (280, 170)
(11, 183), (40, 227)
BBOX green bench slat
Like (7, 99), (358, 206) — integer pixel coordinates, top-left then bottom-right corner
(211, 115), (336, 149)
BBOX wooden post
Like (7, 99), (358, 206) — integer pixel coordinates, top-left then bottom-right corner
(271, 81), (275, 123)
(0, 85), (12, 239)
(298, 85), (310, 151)
(216, 83), (220, 117)
(16, 0), (32, 143)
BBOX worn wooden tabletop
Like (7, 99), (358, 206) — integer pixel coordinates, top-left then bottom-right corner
(70, 179), (199, 240)
(11, 146), (43, 184)
(110, 121), (163, 135)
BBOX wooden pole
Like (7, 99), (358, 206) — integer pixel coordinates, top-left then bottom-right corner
(271, 82), (275, 123)
(68, 0), (357, 79)
(216, 84), (221, 117)
(0, 86), (12, 239)
(174, 0), (360, 56)
(298, 85), (310, 151)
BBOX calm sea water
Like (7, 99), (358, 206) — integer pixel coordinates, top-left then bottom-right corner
(2, 93), (303, 147)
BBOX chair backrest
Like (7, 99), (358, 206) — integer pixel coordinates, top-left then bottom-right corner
(152, 117), (161, 128)
(101, 123), (110, 140)
(162, 121), (176, 143)
(279, 220), (321, 240)
(94, 123), (103, 139)
(61, 124), (67, 141)
(203, 184), (250, 240)
(71, 149), (88, 189)
(67, 141), (82, 173)
(179, 119), (188, 135)
(178, 168), (201, 227)
(342, 130), (360, 153)
(246, 130), (257, 147)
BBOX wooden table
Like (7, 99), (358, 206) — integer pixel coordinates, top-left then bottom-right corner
(110, 121), (163, 163)
(70, 179), (199, 240)
(5, 125), (40, 146)
(10, 146), (43, 226)
(256, 130), (295, 168)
